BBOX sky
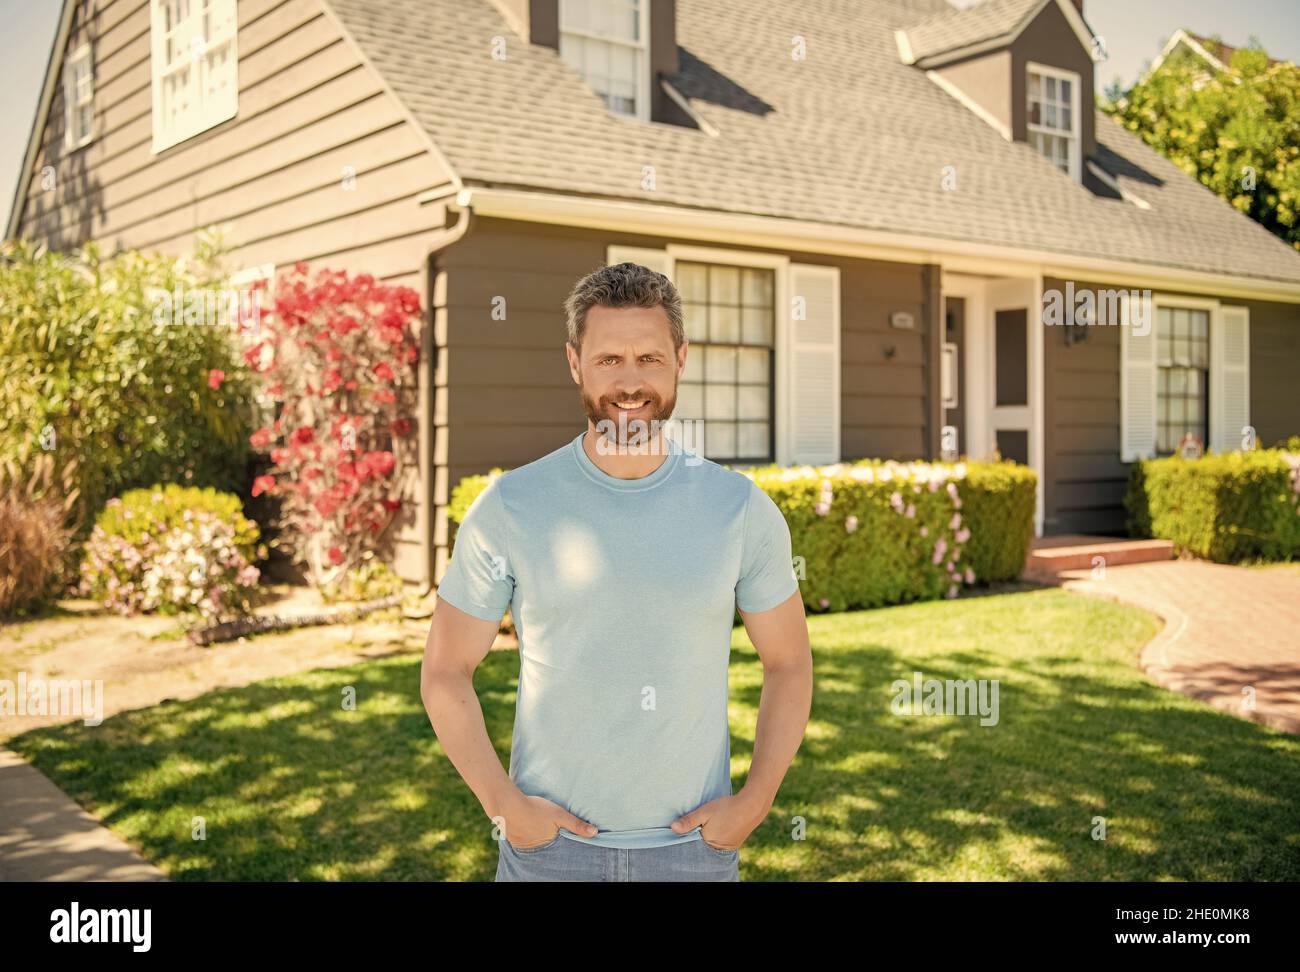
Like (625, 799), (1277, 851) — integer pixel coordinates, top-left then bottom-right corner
(3, 0), (1300, 233)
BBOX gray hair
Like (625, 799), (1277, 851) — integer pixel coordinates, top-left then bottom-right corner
(563, 262), (685, 354)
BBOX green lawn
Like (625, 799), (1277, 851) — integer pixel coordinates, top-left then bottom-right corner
(9, 588), (1299, 881)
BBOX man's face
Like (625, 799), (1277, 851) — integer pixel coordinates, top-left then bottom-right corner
(566, 304), (687, 449)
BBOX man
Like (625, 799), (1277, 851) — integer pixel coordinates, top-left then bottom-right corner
(421, 262), (813, 882)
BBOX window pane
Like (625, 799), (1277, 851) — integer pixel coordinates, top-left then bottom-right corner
(681, 346), (703, 383)
(705, 384), (735, 420)
(741, 306), (772, 344)
(742, 268), (773, 306)
(738, 422), (768, 458)
(1192, 309), (1208, 341)
(683, 302), (708, 341)
(710, 265), (740, 304)
(677, 382), (702, 417)
(738, 347), (768, 382)
(710, 304), (740, 343)
(738, 384), (768, 420)
(705, 345), (736, 382)
(677, 263), (708, 302)
(706, 422), (736, 459)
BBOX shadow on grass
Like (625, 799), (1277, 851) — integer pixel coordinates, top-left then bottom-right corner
(7, 589), (1299, 881)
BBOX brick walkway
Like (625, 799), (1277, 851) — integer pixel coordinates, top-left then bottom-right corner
(1059, 561), (1300, 735)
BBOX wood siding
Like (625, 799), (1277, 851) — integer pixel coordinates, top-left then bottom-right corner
(1044, 277), (1300, 536)
(13, 0), (460, 586)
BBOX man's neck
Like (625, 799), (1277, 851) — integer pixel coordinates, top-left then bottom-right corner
(582, 424), (672, 480)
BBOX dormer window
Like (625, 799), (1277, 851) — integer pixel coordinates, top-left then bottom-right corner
(559, 0), (649, 120)
(1026, 62), (1081, 181)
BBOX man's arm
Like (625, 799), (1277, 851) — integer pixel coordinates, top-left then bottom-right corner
(420, 597), (598, 845)
(670, 587), (812, 846)
(735, 589), (813, 818)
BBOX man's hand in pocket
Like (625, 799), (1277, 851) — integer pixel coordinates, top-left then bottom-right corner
(669, 793), (765, 851)
(499, 792), (599, 848)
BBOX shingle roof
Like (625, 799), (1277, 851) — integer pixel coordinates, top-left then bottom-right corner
(900, 0), (1043, 63)
(325, 0), (1300, 286)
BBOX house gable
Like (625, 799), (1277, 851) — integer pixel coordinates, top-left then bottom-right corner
(911, 0), (1097, 184)
(8, 0), (463, 259)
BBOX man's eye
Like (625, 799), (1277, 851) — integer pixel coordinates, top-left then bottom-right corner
(600, 356), (617, 365)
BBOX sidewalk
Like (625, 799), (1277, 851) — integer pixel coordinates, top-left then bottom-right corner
(0, 747), (167, 881)
(1059, 560), (1300, 735)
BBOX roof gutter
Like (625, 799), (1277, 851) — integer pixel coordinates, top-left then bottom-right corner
(450, 186), (1300, 304)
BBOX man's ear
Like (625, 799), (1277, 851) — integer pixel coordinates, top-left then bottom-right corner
(676, 340), (689, 378)
(565, 342), (581, 384)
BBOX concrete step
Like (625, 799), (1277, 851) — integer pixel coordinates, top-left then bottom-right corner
(1025, 536), (1175, 577)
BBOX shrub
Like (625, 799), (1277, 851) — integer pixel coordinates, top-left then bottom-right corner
(79, 485), (265, 618)
(447, 456), (1037, 612)
(320, 554), (406, 604)
(245, 263), (420, 588)
(0, 448), (81, 618)
(956, 461), (1039, 582)
(0, 233), (255, 526)
(1126, 449), (1300, 562)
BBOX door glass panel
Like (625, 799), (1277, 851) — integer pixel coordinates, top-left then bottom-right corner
(994, 308), (1028, 407)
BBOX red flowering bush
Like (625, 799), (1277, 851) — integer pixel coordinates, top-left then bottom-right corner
(245, 262), (419, 588)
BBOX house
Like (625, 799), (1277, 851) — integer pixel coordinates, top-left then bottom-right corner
(1144, 28), (1286, 86)
(8, 0), (1300, 591)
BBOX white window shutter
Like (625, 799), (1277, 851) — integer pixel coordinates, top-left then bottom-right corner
(1211, 305), (1250, 453)
(786, 263), (841, 465)
(1120, 292), (1157, 462)
(606, 246), (674, 280)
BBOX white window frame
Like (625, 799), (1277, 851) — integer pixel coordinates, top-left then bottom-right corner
(608, 244), (819, 466)
(63, 43), (95, 151)
(1151, 294), (1215, 456)
(1026, 61), (1081, 183)
(669, 245), (788, 466)
(559, 0), (651, 122)
(150, 0), (239, 153)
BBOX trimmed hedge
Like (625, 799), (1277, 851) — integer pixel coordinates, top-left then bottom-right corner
(447, 456), (1037, 613)
(1126, 449), (1300, 563)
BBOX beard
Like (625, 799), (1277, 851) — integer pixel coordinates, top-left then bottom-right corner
(579, 371), (678, 453)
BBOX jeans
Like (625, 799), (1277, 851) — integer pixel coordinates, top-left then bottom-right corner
(494, 830), (741, 882)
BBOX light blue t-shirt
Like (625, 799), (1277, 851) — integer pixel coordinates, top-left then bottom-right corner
(436, 429), (799, 849)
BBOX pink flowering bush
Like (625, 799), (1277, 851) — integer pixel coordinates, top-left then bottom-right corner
(243, 262), (419, 589)
(79, 485), (264, 618)
(738, 457), (1035, 612)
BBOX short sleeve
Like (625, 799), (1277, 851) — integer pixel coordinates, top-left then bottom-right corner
(735, 482), (799, 613)
(437, 478), (515, 622)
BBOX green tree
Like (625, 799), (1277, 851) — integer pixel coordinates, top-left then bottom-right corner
(1102, 42), (1300, 250)
(0, 229), (255, 527)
